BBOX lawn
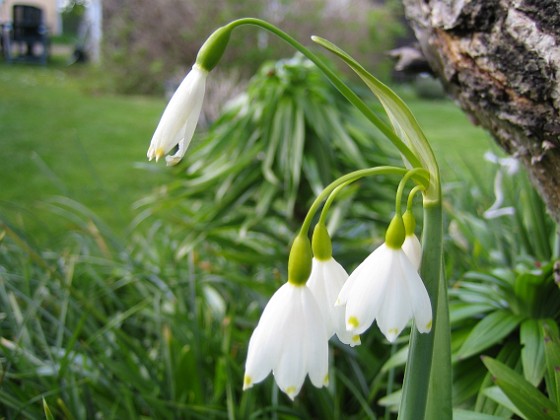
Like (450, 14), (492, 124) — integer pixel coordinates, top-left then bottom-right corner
(0, 64), (169, 245)
(0, 62), (493, 247)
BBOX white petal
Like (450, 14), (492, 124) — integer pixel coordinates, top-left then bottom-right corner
(147, 66), (207, 161)
(343, 245), (393, 335)
(273, 286), (307, 399)
(401, 254), (433, 334)
(376, 254), (413, 342)
(243, 283), (292, 389)
(402, 234), (422, 271)
(301, 286), (329, 388)
(307, 259), (335, 336)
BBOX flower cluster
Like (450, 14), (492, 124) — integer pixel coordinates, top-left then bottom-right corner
(243, 214), (432, 400)
(148, 56), (433, 402)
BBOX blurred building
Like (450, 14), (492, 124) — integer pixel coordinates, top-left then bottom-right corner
(0, 0), (62, 35)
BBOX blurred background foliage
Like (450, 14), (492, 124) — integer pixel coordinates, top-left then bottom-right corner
(1, 1), (559, 417)
(98, 0), (407, 95)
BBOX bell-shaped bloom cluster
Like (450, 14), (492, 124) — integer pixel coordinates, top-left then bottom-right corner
(147, 65), (207, 166)
(243, 282), (329, 400)
(336, 243), (432, 342)
(243, 218), (431, 400)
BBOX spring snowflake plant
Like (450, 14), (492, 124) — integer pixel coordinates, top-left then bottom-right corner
(148, 18), (449, 420)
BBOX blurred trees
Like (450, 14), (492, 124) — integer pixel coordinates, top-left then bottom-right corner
(101, 0), (406, 94)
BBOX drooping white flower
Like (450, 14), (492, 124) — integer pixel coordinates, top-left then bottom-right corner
(243, 282), (329, 400)
(402, 234), (422, 271)
(336, 243), (432, 343)
(307, 257), (361, 347)
(147, 65), (207, 166)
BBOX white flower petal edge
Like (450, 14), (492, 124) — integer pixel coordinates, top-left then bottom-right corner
(243, 283), (329, 400)
(307, 258), (360, 347)
(402, 234), (422, 271)
(147, 65), (207, 165)
(339, 243), (432, 342)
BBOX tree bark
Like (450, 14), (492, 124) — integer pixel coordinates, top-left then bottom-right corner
(402, 0), (560, 225)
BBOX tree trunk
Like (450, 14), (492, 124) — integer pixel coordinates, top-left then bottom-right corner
(402, 0), (560, 225)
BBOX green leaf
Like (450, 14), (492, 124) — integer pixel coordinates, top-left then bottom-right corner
(543, 320), (560, 407)
(520, 319), (546, 386)
(381, 345), (408, 373)
(43, 399), (55, 420)
(312, 35), (439, 202)
(474, 342), (519, 417)
(456, 310), (522, 360)
(482, 356), (560, 419)
(482, 386), (523, 418)
(452, 408), (506, 420)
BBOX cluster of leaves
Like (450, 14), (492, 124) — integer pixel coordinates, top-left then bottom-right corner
(445, 156), (560, 418)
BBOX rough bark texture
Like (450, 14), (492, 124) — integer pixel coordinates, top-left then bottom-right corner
(402, 0), (560, 224)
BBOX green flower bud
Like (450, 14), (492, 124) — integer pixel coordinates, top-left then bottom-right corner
(288, 234), (312, 286)
(312, 223), (332, 261)
(403, 210), (416, 236)
(385, 214), (405, 249)
(195, 25), (232, 72)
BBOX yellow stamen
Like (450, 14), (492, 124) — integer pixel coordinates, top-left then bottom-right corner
(347, 316), (359, 329)
(155, 147), (165, 161)
(243, 375), (252, 389)
(352, 335), (360, 344)
(285, 386), (297, 396)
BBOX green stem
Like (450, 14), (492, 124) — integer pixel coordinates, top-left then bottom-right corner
(398, 200), (452, 420)
(298, 167), (429, 236)
(395, 168), (426, 215)
(318, 181), (352, 225)
(223, 18), (421, 168)
(407, 185), (424, 212)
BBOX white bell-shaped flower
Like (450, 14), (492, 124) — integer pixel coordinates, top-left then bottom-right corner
(337, 215), (432, 343)
(307, 257), (360, 347)
(147, 65), (207, 166)
(337, 243), (432, 342)
(243, 282), (329, 400)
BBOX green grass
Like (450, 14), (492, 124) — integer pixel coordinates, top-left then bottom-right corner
(407, 97), (495, 180)
(0, 63), (491, 247)
(0, 63), (169, 245)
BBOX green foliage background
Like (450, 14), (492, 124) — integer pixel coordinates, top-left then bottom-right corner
(1, 47), (558, 418)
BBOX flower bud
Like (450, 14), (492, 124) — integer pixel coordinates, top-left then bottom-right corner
(385, 214), (405, 249)
(195, 25), (231, 72)
(312, 223), (332, 261)
(403, 209), (416, 236)
(288, 234), (312, 285)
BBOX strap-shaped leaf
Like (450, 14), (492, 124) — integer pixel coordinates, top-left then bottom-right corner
(520, 319), (546, 386)
(453, 408), (507, 420)
(482, 356), (560, 419)
(543, 320), (560, 407)
(456, 310), (522, 360)
(312, 35), (440, 202)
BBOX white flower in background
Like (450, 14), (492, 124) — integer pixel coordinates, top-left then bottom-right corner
(147, 65), (207, 166)
(336, 243), (432, 343)
(402, 233), (422, 271)
(307, 257), (361, 347)
(483, 151), (519, 219)
(243, 282), (329, 400)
